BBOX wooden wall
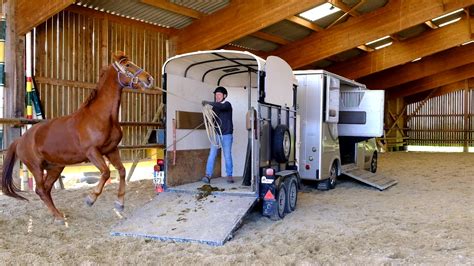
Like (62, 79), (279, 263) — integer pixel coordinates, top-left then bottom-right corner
(33, 6), (168, 160)
(406, 89), (473, 149)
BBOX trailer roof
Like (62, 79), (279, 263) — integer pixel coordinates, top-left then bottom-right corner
(294, 70), (367, 89)
(163, 50), (265, 87)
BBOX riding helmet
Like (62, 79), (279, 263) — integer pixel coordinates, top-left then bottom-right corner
(213, 86), (228, 97)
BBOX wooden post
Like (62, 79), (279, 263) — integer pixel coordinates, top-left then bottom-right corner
(3, 0), (26, 188)
(385, 97), (406, 151)
(4, 0), (25, 144)
(100, 15), (108, 69)
(463, 80), (469, 152)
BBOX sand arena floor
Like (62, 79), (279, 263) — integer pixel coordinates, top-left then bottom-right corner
(0, 152), (473, 264)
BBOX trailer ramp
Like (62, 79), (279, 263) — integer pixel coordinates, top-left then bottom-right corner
(342, 167), (397, 190)
(111, 179), (257, 246)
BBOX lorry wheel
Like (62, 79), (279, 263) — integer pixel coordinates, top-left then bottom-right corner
(324, 162), (338, 190)
(370, 152), (377, 173)
(284, 176), (298, 213)
(272, 125), (291, 163)
(270, 183), (287, 221)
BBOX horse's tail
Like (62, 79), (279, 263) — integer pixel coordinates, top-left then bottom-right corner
(1, 139), (27, 200)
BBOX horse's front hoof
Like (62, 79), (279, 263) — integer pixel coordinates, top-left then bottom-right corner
(85, 195), (95, 207)
(114, 201), (124, 212)
(54, 218), (66, 225)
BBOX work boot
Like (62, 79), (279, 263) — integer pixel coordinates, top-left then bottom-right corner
(201, 176), (210, 184)
(226, 176), (234, 184)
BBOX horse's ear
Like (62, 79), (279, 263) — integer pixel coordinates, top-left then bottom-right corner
(113, 51), (128, 62)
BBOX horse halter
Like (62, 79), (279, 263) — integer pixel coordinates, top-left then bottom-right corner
(112, 58), (153, 89)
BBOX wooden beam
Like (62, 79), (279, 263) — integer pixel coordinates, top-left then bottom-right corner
(251, 31), (290, 45)
(140, 0), (204, 19)
(359, 43), (474, 89)
(286, 16), (323, 31)
(424, 20), (439, 29)
(219, 44), (269, 58)
(326, 0), (365, 29)
(327, 15), (473, 80)
(174, 0), (326, 54)
(66, 5), (175, 35)
(16, 0), (74, 35)
(356, 44), (374, 52)
(329, 0), (361, 16)
(273, 0), (474, 69)
(388, 63), (474, 99)
(406, 88), (439, 120)
(405, 79), (474, 104)
(326, 0), (366, 29)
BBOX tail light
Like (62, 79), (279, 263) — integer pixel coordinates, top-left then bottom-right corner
(265, 168), (275, 176)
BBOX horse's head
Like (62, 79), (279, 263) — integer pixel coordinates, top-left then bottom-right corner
(112, 51), (154, 90)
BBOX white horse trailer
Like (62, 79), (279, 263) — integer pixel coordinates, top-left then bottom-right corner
(294, 70), (397, 190)
(112, 50), (300, 245)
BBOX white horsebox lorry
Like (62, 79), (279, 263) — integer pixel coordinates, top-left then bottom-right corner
(295, 70), (397, 190)
(111, 50), (395, 246)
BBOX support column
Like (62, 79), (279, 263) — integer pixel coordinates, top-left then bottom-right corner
(4, 0), (25, 147)
(463, 80), (469, 152)
(385, 97), (407, 151)
(3, 0), (25, 189)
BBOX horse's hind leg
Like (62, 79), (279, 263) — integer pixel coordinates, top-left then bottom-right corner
(85, 147), (110, 206)
(43, 166), (65, 223)
(24, 161), (65, 223)
(105, 148), (126, 211)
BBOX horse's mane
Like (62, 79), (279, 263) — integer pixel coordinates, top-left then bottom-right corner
(80, 66), (109, 108)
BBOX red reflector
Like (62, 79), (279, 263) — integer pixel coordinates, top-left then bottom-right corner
(155, 185), (163, 193)
(265, 168), (274, 176)
(264, 190), (275, 200)
(157, 159), (165, 166)
(154, 165), (160, 172)
(305, 164), (310, 170)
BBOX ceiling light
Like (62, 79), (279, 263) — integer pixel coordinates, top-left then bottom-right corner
(374, 42), (393, 50)
(411, 57), (422, 62)
(462, 40), (474, 45)
(365, 36), (391, 46)
(438, 17), (461, 27)
(432, 8), (463, 22)
(299, 3), (340, 21)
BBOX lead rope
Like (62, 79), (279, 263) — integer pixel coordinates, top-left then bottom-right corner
(147, 86), (223, 154)
(202, 104), (223, 148)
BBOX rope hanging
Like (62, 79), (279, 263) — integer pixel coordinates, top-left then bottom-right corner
(201, 104), (223, 148)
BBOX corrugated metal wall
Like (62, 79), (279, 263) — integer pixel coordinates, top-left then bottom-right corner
(407, 89), (473, 148)
(34, 8), (167, 160)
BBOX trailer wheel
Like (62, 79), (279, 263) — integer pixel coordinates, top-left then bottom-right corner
(270, 183), (287, 221)
(284, 176), (298, 213)
(370, 152), (377, 173)
(321, 162), (338, 190)
(272, 125), (291, 163)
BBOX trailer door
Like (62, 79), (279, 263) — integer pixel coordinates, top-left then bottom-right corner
(338, 90), (384, 137)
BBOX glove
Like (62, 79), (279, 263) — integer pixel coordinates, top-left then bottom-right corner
(202, 100), (211, 106)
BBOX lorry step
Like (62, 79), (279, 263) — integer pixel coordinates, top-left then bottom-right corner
(342, 168), (397, 190)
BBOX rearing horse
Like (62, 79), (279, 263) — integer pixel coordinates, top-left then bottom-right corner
(1, 51), (154, 223)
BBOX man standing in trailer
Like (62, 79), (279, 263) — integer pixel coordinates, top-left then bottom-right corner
(201, 86), (234, 184)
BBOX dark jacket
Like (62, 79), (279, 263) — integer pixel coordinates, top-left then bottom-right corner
(209, 100), (233, 135)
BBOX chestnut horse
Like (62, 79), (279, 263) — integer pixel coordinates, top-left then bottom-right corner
(1, 51), (154, 223)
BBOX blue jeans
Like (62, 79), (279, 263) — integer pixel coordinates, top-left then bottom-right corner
(205, 134), (233, 177)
